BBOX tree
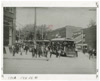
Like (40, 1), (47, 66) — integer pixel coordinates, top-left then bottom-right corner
(21, 24), (49, 40)
(84, 19), (96, 50)
(29, 32), (34, 40)
(36, 30), (41, 40)
(88, 19), (96, 27)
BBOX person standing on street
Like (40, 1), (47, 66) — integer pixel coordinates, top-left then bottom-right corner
(49, 46), (52, 58)
(41, 44), (45, 57)
(12, 44), (16, 56)
(9, 45), (12, 53)
(38, 44), (42, 57)
(64, 45), (67, 56)
(93, 49), (96, 57)
(20, 45), (23, 55)
(37, 44), (41, 58)
(34, 44), (37, 58)
(16, 44), (19, 54)
(75, 47), (78, 57)
(24, 45), (29, 55)
(45, 46), (48, 58)
(88, 47), (93, 59)
(56, 45), (59, 58)
(32, 45), (35, 57)
(58, 47), (61, 58)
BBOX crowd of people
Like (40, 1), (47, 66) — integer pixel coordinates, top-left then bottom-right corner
(7, 41), (78, 58)
(4, 40), (96, 60)
(83, 47), (96, 59)
(5, 41), (96, 59)
(9, 42), (63, 58)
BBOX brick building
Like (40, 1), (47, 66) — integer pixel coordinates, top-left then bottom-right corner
(3, 7), (16, 46)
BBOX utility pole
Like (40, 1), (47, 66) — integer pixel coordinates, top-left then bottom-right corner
(41, 25), (44, 40)
(34, 7), (37, 44)
(18, 28), (21, 43)
(66, 27), (68, 39)
(19, 29), (20, 42)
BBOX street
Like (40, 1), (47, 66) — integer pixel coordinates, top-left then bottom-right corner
(3, 51), (96, 74)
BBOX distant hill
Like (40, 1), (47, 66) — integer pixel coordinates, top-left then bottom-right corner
(47, 25), (82, 39)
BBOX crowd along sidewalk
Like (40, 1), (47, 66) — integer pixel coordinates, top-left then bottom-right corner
(4, 46), (50, 60)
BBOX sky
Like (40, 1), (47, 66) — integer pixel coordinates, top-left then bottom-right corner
(16, 7), (96, 30)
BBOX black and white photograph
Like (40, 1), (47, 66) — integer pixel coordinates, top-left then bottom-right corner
(3, 6), (97, 75)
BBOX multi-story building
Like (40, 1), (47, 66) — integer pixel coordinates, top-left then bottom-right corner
(72, 30), (86, 49)
(3, 7), (16, 46)
(73, 26), (96, 50)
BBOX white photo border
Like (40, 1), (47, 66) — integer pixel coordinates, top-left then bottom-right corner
(1, 1), (99, 80)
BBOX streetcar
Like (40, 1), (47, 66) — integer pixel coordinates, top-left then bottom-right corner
(51, 38), (77, 57)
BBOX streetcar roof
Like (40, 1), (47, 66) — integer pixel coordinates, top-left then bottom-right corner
(36, 40), (49, 42)
(51, 38), (74, 42)
(24, 40), (49, 42)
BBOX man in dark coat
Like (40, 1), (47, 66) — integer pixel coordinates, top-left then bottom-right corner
(34, 44), (37, 58)
(24, 45), (29, 54)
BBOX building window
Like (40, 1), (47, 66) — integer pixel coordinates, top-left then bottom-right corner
(4, 7), (14, 13)
(9, 8), (14, 13)
(4, 16), (13, 28)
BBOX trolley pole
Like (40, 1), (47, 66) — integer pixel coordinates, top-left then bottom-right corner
(42, 25), (43, 40)
(66, 27), (67, 39)
(81, 29), (83, 51)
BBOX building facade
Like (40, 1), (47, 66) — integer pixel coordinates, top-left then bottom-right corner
(3, 7), (16, 46)
(73, 26), (96, 50)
